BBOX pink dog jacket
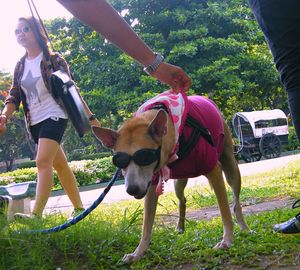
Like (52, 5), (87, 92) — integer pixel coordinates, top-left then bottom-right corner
(136, 91), (224, 195)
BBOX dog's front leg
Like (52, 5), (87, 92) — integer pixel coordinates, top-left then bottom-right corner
(122, 184), (158, 264)
(174, 178), (188, 233)
(206, 163), (234, 249)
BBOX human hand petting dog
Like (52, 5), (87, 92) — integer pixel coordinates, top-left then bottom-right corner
(151, 62), (191, 93)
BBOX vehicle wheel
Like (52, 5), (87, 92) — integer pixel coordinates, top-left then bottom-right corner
(259, 133), (282, 159)
(240, 141), (262, 163)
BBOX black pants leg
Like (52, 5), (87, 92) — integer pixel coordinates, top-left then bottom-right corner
(248, 0), (300, 142)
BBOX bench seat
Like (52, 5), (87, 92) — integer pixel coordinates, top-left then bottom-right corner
(0, 181), (36, 221)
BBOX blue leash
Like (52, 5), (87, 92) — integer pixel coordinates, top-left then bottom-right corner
(20, 168), (121, 234)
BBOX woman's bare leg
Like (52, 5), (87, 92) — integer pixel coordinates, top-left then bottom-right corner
(32, 138), (60, 215)
(53, 146), (83, 209)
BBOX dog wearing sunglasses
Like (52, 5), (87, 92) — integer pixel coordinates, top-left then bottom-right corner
(92, 90), (249, 263)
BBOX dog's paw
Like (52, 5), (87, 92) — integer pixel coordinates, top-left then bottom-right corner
(176, 226), (185, 234)
(240, 228), (255, 235)
(213, 240), (231, 249)
(122, 253), (142, 264)
(176, 227), (185, 234)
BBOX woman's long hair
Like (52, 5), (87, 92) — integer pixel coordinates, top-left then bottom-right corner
(18, 16), (50, 58)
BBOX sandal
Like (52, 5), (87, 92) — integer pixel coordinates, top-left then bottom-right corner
(71, 207), (85, 218)
(14, 212), (41, 220)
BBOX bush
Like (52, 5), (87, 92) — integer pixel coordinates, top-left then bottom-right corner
(65, 157), (116, 187)
(17, 160), (36, 169)
(0, 156), (116, 190)
(284, 126), (299, 151)
(0, 168), (38, 185)
(69, 151), (112, 161)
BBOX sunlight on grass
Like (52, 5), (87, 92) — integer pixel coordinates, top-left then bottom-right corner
(1, 160), (300, 269)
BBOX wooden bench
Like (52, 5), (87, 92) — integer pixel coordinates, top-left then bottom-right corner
(0, 181), (36, 221)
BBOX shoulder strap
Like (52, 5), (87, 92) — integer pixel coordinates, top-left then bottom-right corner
(27, 0), (53, 66)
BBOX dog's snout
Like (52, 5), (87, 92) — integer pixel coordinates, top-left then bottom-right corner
(126, 185), (141, 196)
(124, 165), (152, 199)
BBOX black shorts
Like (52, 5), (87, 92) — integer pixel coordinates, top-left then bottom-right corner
(29, 117), (68, 144)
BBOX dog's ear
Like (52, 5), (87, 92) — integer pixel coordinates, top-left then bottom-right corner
(92, 126), (119, 149)
(148, 109), (168, 139)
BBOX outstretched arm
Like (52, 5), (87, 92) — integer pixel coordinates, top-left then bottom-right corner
(57, 0), (191, 92)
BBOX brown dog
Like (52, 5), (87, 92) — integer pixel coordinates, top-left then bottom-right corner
(92, 92), (249, 263)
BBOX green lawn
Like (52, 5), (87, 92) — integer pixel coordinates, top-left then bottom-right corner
(1, 161), (300, 269)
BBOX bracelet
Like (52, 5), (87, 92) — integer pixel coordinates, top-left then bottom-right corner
(143, 53), (164, 75)
(89, 114), (96, 121)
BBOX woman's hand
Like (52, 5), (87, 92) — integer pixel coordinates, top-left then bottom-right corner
(0, 115), (7, 136)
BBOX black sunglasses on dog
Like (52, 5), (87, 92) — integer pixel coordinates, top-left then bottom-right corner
(112, 147), (161, 169)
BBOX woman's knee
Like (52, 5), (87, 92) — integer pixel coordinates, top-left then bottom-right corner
(36, 156), (53, 170)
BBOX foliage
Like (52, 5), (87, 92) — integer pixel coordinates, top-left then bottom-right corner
(0, 156), (116, 189)
(0, 0), (292, 168)
(0, 71), (36, 171)
(0, 71), (11, 93)
(67, 157), (116, 187)
(0, 167), (38, 185)
(17, 160), (37, 169)
(284, 125), (299, 151)
(68, 150), (112, 162)
(46, 0), (288, 127)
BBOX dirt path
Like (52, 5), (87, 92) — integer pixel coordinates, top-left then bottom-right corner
(160, 197), (294, 226)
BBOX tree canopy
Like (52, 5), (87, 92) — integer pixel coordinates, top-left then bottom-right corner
(0, 0), (288, 169)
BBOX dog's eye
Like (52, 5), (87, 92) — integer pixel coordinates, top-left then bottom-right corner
(112, 153), (131, 168)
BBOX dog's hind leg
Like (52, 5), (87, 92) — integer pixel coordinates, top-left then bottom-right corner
(122, 184), (158, 264)
(220, 122), (249, 231)
(174, 178), (188, 233)
(207, 163), (234, 248)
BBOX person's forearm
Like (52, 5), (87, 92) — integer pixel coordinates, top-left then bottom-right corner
(57, 0), (156, 66)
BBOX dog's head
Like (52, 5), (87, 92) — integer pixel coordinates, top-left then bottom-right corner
(92, 109), (175, 199)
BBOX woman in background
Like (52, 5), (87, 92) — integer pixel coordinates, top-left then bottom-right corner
(0, 16), (100, 218)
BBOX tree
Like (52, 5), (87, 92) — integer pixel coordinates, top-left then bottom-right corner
(38, 0), (288, 154)
(0, 71), (35, 171)
(113, 0), (287, 120)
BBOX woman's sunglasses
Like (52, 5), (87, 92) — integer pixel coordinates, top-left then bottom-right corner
(15, 26), (30, 35)
(112, 147), (161, 169)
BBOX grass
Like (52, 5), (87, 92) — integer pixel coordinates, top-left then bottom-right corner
(1, 161), (300, 269)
